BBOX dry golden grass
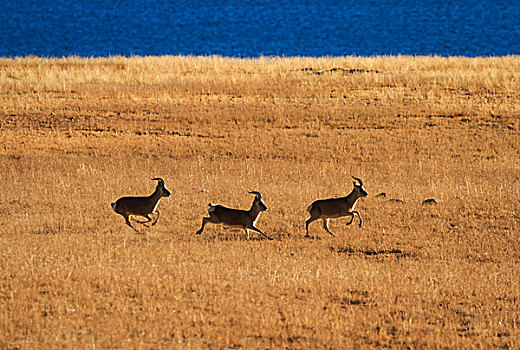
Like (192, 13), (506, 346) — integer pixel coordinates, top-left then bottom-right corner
(1, 55), (519, 349)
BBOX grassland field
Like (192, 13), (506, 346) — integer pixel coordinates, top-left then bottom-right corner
(0, 55), (519, 349)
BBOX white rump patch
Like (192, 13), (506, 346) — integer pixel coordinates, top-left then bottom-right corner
(208, 205), (216, 214)
(111, 202), (116, 211)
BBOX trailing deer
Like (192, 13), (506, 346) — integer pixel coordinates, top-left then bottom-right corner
(305, 176), (368, 237)
(111, 178), (171, 232)
(196, 191), (272, 240)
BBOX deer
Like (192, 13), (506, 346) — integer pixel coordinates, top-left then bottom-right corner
(111, 178), (171, 232)
(305, 176), (368, 237)
(195, 191), (273, 240)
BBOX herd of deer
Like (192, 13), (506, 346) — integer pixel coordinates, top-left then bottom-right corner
(111, 176), (368, 239)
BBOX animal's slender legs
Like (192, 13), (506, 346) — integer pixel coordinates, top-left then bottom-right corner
(322, 218), (334, 236)
(196, 217), (210, 235)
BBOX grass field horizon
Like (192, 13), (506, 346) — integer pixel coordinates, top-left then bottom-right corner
(1, 55), (519, 348)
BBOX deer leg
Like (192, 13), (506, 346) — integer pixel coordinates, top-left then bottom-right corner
(135, 215), (153, 226)
(124, 215), (140, 233)
(352, 211), (363, 228)
(151, 210), (160, 226)
(305, 216), (319, 237)
(244, 229), (250, 239)
(322, 218), (334, 237)
(249, 226), (273, 240)
(345, 212), (355, 226)
(196, 217), (211, 235)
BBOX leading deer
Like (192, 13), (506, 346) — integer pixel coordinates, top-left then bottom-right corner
(305, 176), (368, 237)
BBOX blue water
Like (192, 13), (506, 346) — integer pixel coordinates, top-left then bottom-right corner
(1, 0), (519, 57)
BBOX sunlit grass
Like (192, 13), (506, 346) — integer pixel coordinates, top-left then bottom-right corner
(1, 55), (519, 349)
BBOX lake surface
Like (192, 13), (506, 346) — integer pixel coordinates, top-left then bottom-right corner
(1, 0), (519, 57)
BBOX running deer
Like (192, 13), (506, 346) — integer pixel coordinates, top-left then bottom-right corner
(305, 176), (368, 237)
(196, 191), (272, 240)
(111, 178), (171, 232)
